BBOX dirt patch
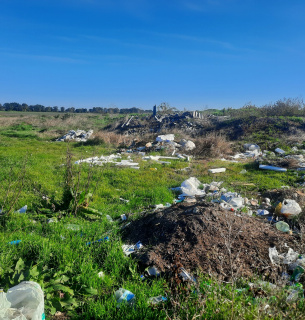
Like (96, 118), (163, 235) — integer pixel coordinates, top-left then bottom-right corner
(123, 201), (304, 282)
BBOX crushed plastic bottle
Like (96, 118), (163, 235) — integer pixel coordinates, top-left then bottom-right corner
(286, 284), (304, 303)
(147, 296), (168, 305)
(114, 288), (136, 308)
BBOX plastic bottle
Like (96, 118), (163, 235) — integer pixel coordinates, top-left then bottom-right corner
(286, 284), (304, 303)
(147, 296), (167, 305)
(114, 288), (136, 308)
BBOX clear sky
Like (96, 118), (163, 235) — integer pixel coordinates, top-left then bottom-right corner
(1, 0), (304, 110)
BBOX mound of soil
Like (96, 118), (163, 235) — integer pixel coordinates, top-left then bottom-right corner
(123, 201), (304, 281)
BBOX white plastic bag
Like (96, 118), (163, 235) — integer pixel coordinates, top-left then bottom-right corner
(5, 281), (45, 320)
(280, 199), (302, 218)
(180, 177), (205, 197)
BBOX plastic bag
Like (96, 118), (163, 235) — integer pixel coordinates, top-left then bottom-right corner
(180, 177), (205, 197)
(4, 281), (45, 320)
(280, 199), (302, 218)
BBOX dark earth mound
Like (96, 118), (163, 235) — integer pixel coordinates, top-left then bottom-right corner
(123, 201), (305, 282)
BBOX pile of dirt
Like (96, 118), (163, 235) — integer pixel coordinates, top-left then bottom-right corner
(123, 201), (304, 282)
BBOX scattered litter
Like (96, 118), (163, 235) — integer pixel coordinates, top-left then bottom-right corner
(0, 281), (44, 320)
(119, 198), (129, 203)
(275, 148), (286, 155)
(98, 271), (105, 279)
(208, 168), (226, 173)
(259, 165), (287, 172)
(121, 214), (127, 221)
(114, 288), (136, 308)
(147, 266), (161, 277)
(15, 205), (27, 214)
(248, 281), (277, 290)
(180, 139), (196, 151)
(47, 218), (58, 224)
(122, 241), (143, 256)
(147, 296), (168, 305)
(56, 129), (93, 142)
(257, 209), (269, 216)
(179, 267), (196, 283)
(156, 134), (175, 142)
(106, 215), (113, 222)
(275, 221), (290, 232)
(86, 236), (109, 246)
(240, 169), (247, 174)
(180, 177), (205, 198)
(280, 199), (302, 218)
(8, 240), (21, 245)
(286, 284), (304, 303)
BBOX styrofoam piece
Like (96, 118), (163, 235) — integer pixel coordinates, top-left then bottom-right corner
(156, 134), (175, 142)
(208, 168), (226, 173)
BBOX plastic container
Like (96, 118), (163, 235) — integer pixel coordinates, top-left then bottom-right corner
(5, 281), (45, 320)
(280, 199), (302, 219)
(114, 288), (135, 308)
(147, 296), (167, 305)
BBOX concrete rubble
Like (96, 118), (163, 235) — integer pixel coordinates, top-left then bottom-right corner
(56, 129), (93, 142)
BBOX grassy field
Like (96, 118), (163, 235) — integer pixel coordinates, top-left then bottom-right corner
(1, 112), (305, 319)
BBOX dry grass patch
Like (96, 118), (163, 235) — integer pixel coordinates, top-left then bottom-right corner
(193, 132), (232, 158)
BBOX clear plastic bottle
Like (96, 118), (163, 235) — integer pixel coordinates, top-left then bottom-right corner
(115, 288), (136, 308)
(147, 296), (167, 305)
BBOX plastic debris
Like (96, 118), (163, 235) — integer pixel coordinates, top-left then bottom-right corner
(179, 267), (196, 283)
(208, 168), (226, 173)
(122, 241), (143, 256)
(1, 281), (45, 320)
(15, 205), (27, 214)
(257, 209), (269, 216)
(121, 214), (127, 221)
(275, 221), (290, 232)
(98, 271), (105, 279)
(180, 177), (205, 197)
(147, 296), (168, 305)
(8, 240), (21, 245)
(56, 129), (93, 142)
(114, 288), (136, 308)
(286, 284), (304, 303)
(280, 199), (302, 219)
(86, 236), (109, 246)
(275, 148), (286, 155)
(259, 165), (287, 172)
(156, 134), (175, 142)
(147, 266), (160, 277)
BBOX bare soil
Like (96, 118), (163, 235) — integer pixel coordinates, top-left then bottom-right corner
(123, 200), (305, 282)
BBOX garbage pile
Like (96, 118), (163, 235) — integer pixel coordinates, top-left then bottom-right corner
(56, 129), (93, 142)
(122, 199), (302, 281)
(75, 154), (140, 169)
(115, 112), (209, 136)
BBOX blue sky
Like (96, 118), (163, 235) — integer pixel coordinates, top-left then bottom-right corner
(0, 0), (304, 110)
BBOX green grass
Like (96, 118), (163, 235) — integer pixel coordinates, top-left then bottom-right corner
(1, 119), (305, 319)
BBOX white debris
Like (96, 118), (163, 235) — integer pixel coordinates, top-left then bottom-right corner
(180, 139), (196, 151)
(56, 129), (93, 142)
(259, 165), (287, 172)
(275, 148), (286, 155)
(156, 134), (175, 142)
(208, 168), (226, 173)
(180, 177), (205, 197)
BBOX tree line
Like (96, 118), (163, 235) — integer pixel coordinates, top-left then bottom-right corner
(0, 102), (153, 114)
